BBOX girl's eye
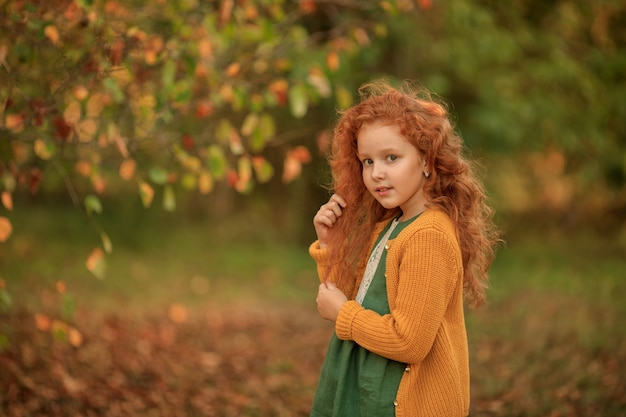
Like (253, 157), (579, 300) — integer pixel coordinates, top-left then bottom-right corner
(362, 158), (373, 166)
(386, 155), (398, 162)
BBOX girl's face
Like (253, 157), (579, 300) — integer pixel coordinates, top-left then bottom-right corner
(357, 123), (428, 221)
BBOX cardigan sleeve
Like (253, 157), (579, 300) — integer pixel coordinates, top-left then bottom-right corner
(334, 225), (463, 364)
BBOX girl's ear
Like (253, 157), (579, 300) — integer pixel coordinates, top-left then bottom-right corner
(422, 159), (430, 178)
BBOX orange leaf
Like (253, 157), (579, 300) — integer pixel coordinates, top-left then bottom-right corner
(73, 85), (89, 101)
(34, 313), (51, 331)
(195, 100), (213, 119)
(119, 158), (136, 181)
(44, 25), (60, 45)
(168, 303), (189, 324)
(86, 248), (106, 279)
(198, 171), (214, 194)
(282, 154), (302, 183)
(326, 51), (340, 71)
(291, 146), (312, 163)
(268, 79), (288, 105)
(5, 114), (24, 133)
(75, 160), (92, 177)
(68, 327), (83, 347)
(91, 174), (107, 194)
(226, 62), (241, 77)
(198, 38), (213, 58)
(1, 191), (12, 210)
(0, 217), (12, 242)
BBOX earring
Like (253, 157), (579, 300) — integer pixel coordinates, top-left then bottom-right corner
(424, 172), (430, 178)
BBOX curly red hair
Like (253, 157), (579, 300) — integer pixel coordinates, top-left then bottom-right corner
(325, 80), (499, 308)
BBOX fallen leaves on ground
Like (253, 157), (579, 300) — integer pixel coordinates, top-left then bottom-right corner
(1, 296), (625, 416)
(0, 304), (333, 417)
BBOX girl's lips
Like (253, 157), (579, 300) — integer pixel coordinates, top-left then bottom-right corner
(375, 186), (392, 196)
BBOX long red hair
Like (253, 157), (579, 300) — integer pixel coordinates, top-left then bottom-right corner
(325, 80), (499, 307)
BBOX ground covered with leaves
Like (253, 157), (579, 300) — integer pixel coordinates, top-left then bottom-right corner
(0, 304), (332, 417)
(2, 294), (625, 417)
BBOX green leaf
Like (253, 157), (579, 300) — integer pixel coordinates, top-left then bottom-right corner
(101, 231), (113, 254)
(252, 157), (274, 183)
(84, 194), (102, 215)
(0, 287), (12, 312)
(149, 167), (169, 185)
(335, 85), (353, 110)
(250, 113), (276, 152)
(103, 78), (125, 103)
(289, 84), (308, 118)
(181, 173), (197, 190)
(163, 185), (176, 212)
(162, 60), (176, 88)
(61, 294), (76, 319)
(207, 145), (227, 179)
(241, 112), (260, 136)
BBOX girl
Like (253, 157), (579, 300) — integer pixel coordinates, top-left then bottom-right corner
(309, 80), (499, 417)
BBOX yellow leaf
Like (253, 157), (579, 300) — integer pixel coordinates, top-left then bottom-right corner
(236, 156), (253, 192)
(198, 171), (214, 194)
(34, 139), (55, 160)
(101, 231), (113, 254)
(64, 101), (81, 124)
(1, 192), (12, 210)
(229, 130), (244, 155)
(335, 85), (353, 109)
(0, 217), (12, 242)
(44, 25), (60, 45)
(112, 133), (129, 159)
(163, 185), (176, 212)
(86, 93), (105, 117)
(241, 113), (259, 136)
(86, 248), (106, 279)
(77, 119), (98, 142)
(289, 84), (308, 118)
(307, 70), (331, 98)
(138, 181), (154, 208)
(219, 84), (234, 103)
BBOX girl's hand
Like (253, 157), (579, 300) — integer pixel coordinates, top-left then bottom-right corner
(313, 194), (347, 248)
(316, 281), (348, 322)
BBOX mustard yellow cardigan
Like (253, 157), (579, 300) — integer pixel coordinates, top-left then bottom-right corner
(309, 209), (469, 417)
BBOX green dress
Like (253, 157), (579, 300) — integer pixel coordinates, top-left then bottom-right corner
(310, 216), (416, 417)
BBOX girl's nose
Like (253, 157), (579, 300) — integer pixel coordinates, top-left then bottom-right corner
(372, 163), (385, 179)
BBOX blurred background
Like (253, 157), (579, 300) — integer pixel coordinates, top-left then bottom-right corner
(1, 0), (625, 416)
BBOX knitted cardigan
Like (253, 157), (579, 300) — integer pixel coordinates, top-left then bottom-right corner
(309, 209), (469, 417)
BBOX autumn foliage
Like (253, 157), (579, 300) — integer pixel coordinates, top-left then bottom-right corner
(0, 0), (426, 271)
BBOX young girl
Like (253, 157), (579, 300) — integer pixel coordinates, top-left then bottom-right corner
(309, 80), (499, 417)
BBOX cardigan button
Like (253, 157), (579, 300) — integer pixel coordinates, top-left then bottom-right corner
(384, 244), (390, 250)
(405, 366), (410, 372)
(393, 400), (398, 406)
